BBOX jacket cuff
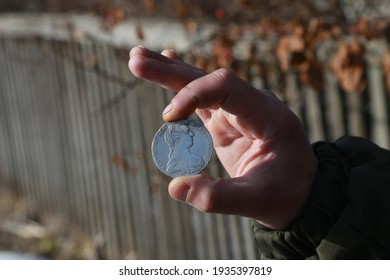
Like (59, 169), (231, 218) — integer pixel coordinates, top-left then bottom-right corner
(253, 141), (350, 259)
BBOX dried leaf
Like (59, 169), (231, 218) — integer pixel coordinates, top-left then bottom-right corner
(135, 24), (145, 41)
(111, 153), (130, 172)
(384, 50), (390, 97)
(175, 0), (187, 18)
(275, 36), (290, 72)
(290, 51), (306, 68)
(299, 60), (323, 92)
(100, 7), (126, 31)
(212, 33), (234, 68)
(184, 19), (198, 33)
(215, 7), (225, 20)
(331, 39), (366, 93)
(143, 0), (157, 15)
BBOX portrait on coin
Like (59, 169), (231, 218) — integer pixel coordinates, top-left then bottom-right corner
(164, 124), (205, 176)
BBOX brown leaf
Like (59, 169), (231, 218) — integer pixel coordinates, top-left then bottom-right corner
(111, 153), (130, 172)
(212, 33), (234, 68)
(215, 7), (225, 20)
(135, 24), (145, 41)
(275, 23), (305, 72)
(100, 7), (126, 31)
(175, 0), (187, 18)
(290, 51), (306, 68)
(143, 0), (157, 15)
(299, 60), (323, 92)
(184, 19), (198, 33)
(275, 36), (290, 72)
(384, 50), (390, 97)
(330, 40), (366, 93)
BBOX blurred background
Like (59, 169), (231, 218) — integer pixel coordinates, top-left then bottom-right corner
(0, 0), (389, 259)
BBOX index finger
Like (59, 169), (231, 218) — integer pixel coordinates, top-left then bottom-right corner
(128, 46), (294, 139)
(163, 68), (290, 140)
(129, 46), (205, 91)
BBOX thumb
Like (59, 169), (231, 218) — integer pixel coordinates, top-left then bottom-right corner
(168, 174), (266, 219)
(168, 175), (219, 213)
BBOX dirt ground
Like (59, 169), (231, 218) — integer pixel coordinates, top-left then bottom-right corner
(0, 186), (47, 258)
(0, 184), (101, 259)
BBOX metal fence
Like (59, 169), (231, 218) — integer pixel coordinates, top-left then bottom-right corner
(0, 36), (259, 259)
(0, 18), (389, 260)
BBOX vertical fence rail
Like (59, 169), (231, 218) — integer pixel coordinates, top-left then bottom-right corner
(0, 34), (389, 259)
(367, 49), (390, 147)
(0, 36), (259, 259)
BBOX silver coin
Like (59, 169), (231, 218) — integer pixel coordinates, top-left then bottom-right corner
(151, 119), (213, 178)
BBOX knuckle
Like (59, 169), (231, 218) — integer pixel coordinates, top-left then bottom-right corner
(214, 67), (235, 82)
(189, 178), (224, 214)
(198, 190), (218, 213)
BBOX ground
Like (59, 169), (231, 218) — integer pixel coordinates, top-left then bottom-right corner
(0, 184), (100, 259)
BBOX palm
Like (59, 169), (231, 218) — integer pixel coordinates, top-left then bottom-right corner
(199, 109), (263, 177)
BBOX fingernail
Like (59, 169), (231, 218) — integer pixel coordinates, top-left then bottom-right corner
(130, 46), (149, 58)
(163, 102), (174, 115)
(180, 184), (190, 202)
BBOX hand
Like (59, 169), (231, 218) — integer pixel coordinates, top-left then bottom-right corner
(128, 46), (317, 229)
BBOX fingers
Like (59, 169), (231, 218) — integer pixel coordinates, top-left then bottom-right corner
(163, 68), (254, 118)
(129, 46), (296, 138)
(161, 49), (180, 60)
(129, 46), (205, 91)
(130, 46), (177, 65)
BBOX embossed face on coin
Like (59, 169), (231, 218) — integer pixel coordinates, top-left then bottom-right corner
(151, 119), (213, 178)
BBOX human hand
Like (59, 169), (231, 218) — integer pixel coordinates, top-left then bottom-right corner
(128, 46), (317, 229)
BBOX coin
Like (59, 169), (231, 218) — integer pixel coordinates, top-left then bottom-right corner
(151, 119), (213, 178)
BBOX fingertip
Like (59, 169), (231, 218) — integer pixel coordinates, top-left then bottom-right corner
(129, 45), (148, 58)
(168, 175), (220, 212)
(161, 102), (177, 122)
(162, 101), (190, 122)
(128, 54), (144, 77)
(161, 49), (180, 60)
(168, 179), (190, 202)
(163, 91), (200, 122)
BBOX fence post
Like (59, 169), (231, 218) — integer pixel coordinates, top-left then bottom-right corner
(302, 85), (325, 142)
(324, 70), (346, 140)
(366, 40), (390, 148)
(346, 91), (366, 137)
(285, 71), (303, 121)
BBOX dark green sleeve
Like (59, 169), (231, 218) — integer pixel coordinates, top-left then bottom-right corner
(253, 136), (390, 259)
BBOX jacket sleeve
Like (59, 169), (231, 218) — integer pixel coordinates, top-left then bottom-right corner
(253, 136), (390, 259)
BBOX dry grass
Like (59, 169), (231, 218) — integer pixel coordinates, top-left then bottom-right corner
(0, 184), (102, 259)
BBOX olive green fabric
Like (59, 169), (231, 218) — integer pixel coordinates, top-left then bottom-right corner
(253, 136), (390, 259)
